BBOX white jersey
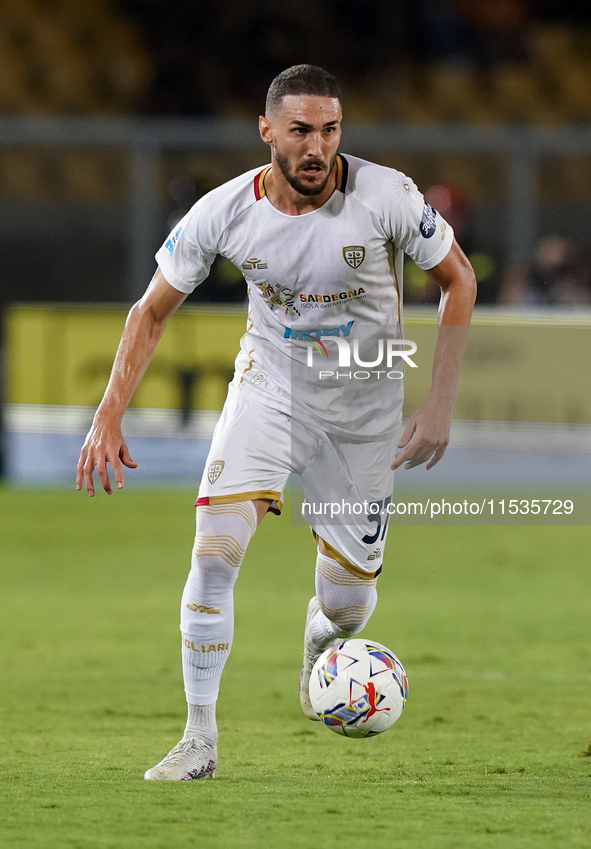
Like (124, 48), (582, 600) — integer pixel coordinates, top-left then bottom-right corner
(156, 154), (453, 440)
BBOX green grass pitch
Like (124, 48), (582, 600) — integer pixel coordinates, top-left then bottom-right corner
(1, 487), (591, 848)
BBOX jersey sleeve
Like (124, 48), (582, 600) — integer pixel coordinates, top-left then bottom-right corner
(386, 172), (454, 270)
(155, 196), (218, 294)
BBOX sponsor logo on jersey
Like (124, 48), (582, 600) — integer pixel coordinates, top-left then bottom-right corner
(419, 203), (437, 238)
(207, 460), (225, 484)
(283, 321), (354, 341)
(242, 257), (268, 269)
(249, 371), (267, 385)
(261, 283), (300, 317)
(343, 245), (365, 268)
(164, 225), (182, 256)
(367, 548), (382, 561)
(298, 287), (366, 308)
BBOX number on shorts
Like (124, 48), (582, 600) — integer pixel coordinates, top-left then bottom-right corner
(361, 496), (392, 545)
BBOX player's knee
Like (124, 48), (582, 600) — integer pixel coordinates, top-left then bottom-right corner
(191, 536), (240, 582)
(191, 501), (258, 580)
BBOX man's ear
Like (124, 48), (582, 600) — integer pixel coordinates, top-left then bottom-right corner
(259, 115), (273, 146)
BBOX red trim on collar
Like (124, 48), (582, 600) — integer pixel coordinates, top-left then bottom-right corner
(253, 166), (271, 200)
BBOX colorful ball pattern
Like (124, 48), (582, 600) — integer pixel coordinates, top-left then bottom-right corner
(309, 639), (408, 738)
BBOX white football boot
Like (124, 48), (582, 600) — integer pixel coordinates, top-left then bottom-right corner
(144, 737), (217, 781)
(299, 596), (340, 721)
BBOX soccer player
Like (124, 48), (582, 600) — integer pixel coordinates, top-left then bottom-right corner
(76, 64), (476, 781)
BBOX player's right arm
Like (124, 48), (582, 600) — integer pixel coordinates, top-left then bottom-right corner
(76, 268), (187, 497)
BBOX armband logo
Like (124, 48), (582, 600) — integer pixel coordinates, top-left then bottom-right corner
(419, 203), (437, 239)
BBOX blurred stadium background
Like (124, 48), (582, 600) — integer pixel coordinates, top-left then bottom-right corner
(0, 0), (590, 489)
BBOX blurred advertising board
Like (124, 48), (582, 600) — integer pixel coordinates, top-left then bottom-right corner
(5, 304), (591, 423)
(6, 303), (245, 412)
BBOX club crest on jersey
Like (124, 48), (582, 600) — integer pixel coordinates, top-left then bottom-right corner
(343, 245), (365, 269)
(208, 460), (225, 484)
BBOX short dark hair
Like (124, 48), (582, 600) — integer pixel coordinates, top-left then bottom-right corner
(265, 64), (342, 115)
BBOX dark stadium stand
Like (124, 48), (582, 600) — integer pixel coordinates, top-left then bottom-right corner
(0, 1), (590, 306)
(0, 0), (149, 116)
(0, 1), (590, 125)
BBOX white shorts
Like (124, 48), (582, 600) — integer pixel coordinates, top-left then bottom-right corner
(197, 384), (396, 579)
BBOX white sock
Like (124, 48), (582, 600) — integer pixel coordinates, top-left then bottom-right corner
(184, 702), (217, 746)
(307, 550), (377, 653)
(180, 501), (257, 708)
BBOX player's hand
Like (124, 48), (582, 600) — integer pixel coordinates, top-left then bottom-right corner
(76, 418), (138, 497)
(390, 397), (452, 471)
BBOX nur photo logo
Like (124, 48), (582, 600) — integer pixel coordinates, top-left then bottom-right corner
(293, 331), (418, 380)
(285, 322), (418, 380)
(304, 336), (418, 369)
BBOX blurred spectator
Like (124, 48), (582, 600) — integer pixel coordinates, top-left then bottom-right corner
(413, 0), (531, 68)
(425, 182), (472, 248)
(413, 0), (467, 64)
(405, 181), (491, 304)
(458, 0), (531, 66)
(498, 235), (591, 306)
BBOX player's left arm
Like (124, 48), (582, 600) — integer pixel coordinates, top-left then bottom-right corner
(391, 239), (476, 471)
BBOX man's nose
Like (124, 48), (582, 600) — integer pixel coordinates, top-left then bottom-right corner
(305, 132), (323, 157)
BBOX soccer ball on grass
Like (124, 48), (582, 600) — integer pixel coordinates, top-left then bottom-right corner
(309, 639), (408, 738)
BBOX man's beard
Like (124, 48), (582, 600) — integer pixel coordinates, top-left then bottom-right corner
(274, 148), (337, 197)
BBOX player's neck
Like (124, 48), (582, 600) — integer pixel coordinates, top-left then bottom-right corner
(264, 163), (337, 216)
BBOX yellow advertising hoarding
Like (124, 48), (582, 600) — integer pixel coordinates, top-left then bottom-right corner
(6, 304), (590, 423)
(7, 304), (246, 412)
(404, 322), (591, 424)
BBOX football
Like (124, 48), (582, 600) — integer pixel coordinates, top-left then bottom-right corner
(309, 639), (408, 738)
